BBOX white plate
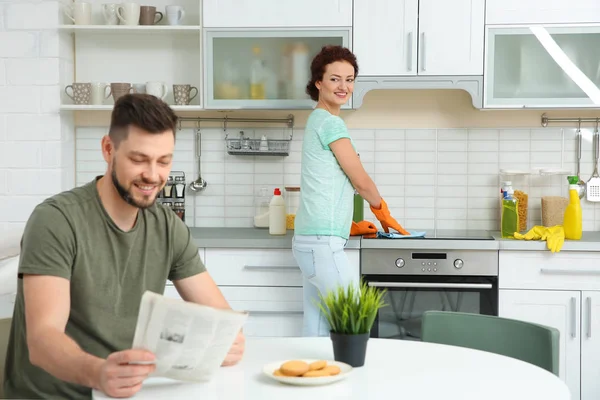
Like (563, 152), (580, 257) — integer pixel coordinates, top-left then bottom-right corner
(499, 169), (531, 176)
(263, 359), (353, 386)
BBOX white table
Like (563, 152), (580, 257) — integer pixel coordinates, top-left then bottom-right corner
(93, 337), (571, 400)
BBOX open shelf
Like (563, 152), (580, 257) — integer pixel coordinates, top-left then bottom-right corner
(58, 25), (201, 34)
(60, 105), (204, 112)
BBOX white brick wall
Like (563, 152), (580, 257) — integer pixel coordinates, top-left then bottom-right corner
(75, 126), (600, 232)
(0, 0), (74, 236)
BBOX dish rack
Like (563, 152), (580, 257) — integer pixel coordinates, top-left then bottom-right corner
(225, 130), (293, 156)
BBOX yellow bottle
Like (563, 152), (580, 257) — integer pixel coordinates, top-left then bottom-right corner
(563, 184), (582, 240)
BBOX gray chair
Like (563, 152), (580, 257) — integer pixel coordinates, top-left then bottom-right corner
(0, 318), (11, 399)
(421, 311), (560, 376)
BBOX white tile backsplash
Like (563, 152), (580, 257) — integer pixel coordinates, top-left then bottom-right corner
(72, 127), (600, 231)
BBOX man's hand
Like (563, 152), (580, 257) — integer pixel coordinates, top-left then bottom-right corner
(221, 331), (245, 367)
(97, 349), (156, 398)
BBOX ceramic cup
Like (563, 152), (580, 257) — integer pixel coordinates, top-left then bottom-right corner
(117, 2), (141, 26)
(65, 82), (92, 104)
(165, 5), (185, 25)
(146, 81), (168, 100)
(110, 82), (134, 102)
(139, 5), (163, 25)
(173, 84), (198, 105)
(63, 2), (92, 25)
(102, 3), (119, 25)
(90, 82), (112, 105)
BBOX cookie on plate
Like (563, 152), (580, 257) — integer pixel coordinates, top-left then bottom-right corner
(280, 360), (310, 377)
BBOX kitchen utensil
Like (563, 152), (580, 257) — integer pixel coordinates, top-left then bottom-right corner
(575, 120), (586, 199)
(586, 118), (600, 202)
(189, 128), (207, 192)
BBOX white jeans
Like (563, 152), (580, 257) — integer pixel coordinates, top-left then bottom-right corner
(292, 234), (358, 337)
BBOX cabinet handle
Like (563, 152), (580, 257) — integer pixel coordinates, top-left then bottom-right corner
(587, 296), (592, 338)
(406, 32), (413, 71)
(571, 297), (577, 338)
(243, 265), (299, 271)
(420, 32), (426, 72)
(540, 268), (600, 275)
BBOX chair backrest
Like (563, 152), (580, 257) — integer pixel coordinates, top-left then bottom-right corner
(0, 318), (11, 399)
(421, 311), (559, 376)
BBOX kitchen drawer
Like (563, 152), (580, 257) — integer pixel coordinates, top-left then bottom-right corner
(204, 249), (302, 287)
(499, 251), (600, 291)
(163, 285), (304, 337)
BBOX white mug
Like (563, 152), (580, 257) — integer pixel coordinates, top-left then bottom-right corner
(63, 2), (92, 25)
(117, 3), (141, 26)
(165, 5), (185, 25)
(102, 3), (119, 25)
(90, 82), (111, 105)
(146, 81), (168, 100)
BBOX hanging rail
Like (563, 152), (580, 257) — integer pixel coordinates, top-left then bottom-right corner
(541, 113), (600, 127)
(176, 114), (295, 131)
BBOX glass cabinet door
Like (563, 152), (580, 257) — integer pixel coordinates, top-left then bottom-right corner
(484, 24), (600, 108)
(203, 28), (351, 109)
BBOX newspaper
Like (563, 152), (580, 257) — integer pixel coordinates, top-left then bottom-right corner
(131, 290), (249, 382)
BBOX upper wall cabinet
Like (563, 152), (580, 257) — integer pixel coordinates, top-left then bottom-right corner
(484, 25), (600, 108)
(486, 0), (600, 25)
(203, 28), (351, 109)
(353, 0), (484, 76)
(202, 0), (352, 28)
(352, 0), (485, 109)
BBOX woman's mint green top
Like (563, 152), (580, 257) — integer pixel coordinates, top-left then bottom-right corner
(294, 108), (356, 240)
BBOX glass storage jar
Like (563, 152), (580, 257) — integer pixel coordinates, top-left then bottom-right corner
(285, 186), (300, 230)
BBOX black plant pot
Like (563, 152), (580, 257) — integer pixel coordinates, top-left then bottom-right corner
(330, 331), (369, 367)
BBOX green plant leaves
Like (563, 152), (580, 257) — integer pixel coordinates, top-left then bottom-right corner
(316, 280), (387, 335)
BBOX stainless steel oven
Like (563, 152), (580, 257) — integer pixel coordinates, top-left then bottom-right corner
(361, 247), (498, 341)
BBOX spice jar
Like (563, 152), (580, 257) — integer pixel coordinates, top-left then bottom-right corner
(284, 186), (300, 230)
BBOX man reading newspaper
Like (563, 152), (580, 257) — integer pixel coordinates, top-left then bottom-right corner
(3, 94), (247, 400)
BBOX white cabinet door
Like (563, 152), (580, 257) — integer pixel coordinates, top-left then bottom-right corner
(203, 0), (352, 28)
(418, 0), (485, 75)
(0, 293), (15, 319)
(486, 0), (600, 24)
(353, 0), (418, 76)
(581, 291), (600, 400)
(500, 289), (581, 400)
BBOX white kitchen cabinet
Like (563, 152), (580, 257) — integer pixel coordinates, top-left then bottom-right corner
(0, 293), (15, 320)
(203, 28), (351, 109)
(484, 25), (600, 108)
(486, 0), (600, 25)
(353, 0), (418, 76)
(352, 0), (484, 76)
(499, 250), (600, 400)
(499, 289), (581, 400)
(202, 0), (352, 28)
(418, 0), (485, 75)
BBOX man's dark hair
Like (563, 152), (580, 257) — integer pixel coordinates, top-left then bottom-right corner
(306, 45), (359, 102)
(109, 93), (179, 148)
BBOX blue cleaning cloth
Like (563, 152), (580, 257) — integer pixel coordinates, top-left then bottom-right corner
(377, 231), (426, 239)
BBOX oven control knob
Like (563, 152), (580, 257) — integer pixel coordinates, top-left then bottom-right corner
(454, 259), (464, 269)
(395, 258), (405, 268)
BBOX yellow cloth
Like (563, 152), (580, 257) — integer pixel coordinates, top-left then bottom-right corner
(513, 225), (565, 253)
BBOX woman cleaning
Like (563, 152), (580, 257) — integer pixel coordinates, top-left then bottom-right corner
(292, 45), (408, 337)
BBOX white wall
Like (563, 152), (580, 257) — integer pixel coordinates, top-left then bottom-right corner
(0, 0), (75, 236)
(76, 124), (600, 232)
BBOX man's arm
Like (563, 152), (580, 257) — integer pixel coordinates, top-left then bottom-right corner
(173, 272), (245, 366)
(24, 274), (157, 397)
(24, 274), (103, 388)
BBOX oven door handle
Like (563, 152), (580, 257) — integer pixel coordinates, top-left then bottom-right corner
(367, 282), (493, 289)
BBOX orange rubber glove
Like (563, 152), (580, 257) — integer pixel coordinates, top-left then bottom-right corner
(351, 220), (378, 236)
(370, 198), (410, 235)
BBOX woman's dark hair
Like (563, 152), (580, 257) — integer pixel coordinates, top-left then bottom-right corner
(306, 45), (359, 102)
(109, 93), (179, 148)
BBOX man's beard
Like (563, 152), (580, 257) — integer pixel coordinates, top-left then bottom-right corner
(111, 162), (160, 209)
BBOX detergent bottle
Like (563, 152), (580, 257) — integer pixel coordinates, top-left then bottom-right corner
(501, 183), (519, 239)
(563, 177), (582, 240)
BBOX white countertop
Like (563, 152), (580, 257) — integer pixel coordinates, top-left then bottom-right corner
(92, 337), (570, 400)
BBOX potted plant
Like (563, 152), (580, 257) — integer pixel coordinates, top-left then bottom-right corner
(317, 280), (387, 367)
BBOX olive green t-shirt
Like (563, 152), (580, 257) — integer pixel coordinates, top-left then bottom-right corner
(3, 177), (205, 399)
